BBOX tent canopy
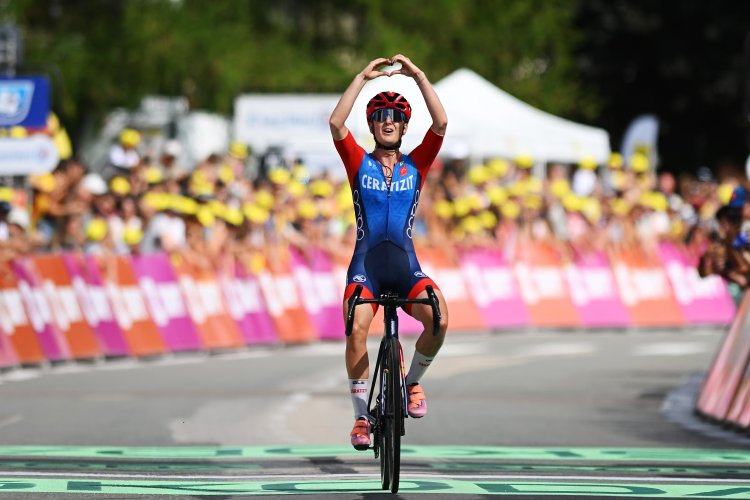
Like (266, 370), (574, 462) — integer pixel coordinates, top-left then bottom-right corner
(234, 68), (611, 169)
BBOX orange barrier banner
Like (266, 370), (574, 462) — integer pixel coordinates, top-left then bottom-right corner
(609, 245), (684, 326)
(254, 246), (316, 344)
(514, 241), (580, 327)
(696, 292), (750, 422)
(31, 255), (102, 359)
(419, 246), (484, 332)
(171, 255), (244, 350)
(0, 261), (44, 365)
(11, 257), (71, 361)
(93, 254), (167, 357)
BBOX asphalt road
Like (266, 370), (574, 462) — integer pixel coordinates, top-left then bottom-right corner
(2, 327), (750, 499)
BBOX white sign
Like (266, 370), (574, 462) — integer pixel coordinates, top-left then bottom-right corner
(0, 136), (59, 175)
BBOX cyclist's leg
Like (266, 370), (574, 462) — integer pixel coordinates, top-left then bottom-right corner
(403, 278), (449, 418)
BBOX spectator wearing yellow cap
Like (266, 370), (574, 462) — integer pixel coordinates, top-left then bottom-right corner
(106, 128), (142, 180)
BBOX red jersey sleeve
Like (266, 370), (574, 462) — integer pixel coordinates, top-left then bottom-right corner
(333, 130), (366, 186)
(409, 128), (444, 178)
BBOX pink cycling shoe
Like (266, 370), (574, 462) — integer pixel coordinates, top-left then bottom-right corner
(407, 383), (427, 418)
(350, 418), (371, 450)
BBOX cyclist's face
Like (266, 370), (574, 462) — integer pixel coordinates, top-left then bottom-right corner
(369, 111), (407, 146)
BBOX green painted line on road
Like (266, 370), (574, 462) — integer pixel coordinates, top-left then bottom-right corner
(428, 462), (750, 476)
(1, 446), (750, 463)
(0, 460), (261, 472)
(2, 477), (750, 497)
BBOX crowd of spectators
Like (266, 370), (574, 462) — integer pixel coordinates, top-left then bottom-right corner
(0, 127), (741, 279)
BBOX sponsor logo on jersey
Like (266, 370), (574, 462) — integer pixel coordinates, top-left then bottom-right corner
(414, 271), (427, 278)
(353, 274), (367, 283)
(361, 173), (414, 192)
(399, 162), (408, 176)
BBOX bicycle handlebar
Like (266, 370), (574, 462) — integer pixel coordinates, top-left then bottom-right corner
(345, 284), (442, 338)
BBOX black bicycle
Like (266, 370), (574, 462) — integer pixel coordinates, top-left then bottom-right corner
(345, 284), (441, 494)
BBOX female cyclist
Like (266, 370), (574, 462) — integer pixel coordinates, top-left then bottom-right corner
(329, 54), (449, 450)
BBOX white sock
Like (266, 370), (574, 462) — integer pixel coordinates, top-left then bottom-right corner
(406, 350), (434, 386)
(349, 379), (369, 419)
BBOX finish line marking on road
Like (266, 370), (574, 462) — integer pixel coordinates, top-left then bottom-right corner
(2, 445), (750, 463)
(3, 478), (750, 497)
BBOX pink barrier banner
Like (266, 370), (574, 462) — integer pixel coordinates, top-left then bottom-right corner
(458, 248), (529, 329)
(62, 253), (130, 357)
(565, 250), (630, 328)
(130, 253), (202, 352)
(221, 263), (277, 345)
(290, 247), (345, 340)
(658, 242), (735, 325)
(11, 258), (71, 361)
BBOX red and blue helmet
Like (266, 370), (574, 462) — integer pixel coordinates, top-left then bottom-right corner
(366, 91), (412, 122)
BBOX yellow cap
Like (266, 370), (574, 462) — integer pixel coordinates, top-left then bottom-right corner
(487, 158), (510, 177)
(487, 185), (508, 206)
(0, 186), (13, 202)
(309, 180), (334, 198)
(218, 164), (235, 184)
(581, 197), (601, 223)
(297, 199), (319, 220)
(478, 210), (498, 228)
(501, 200), (521, 219)
(523, 195), (543, 209)
(434, 199), (454, 219)
(610, 198), (631, 216)
(608, 152), (624, 169)
(453, 197), (472, 218)
(468, 165), (490, 185)
(86, 218), (108, 241)
(336, 187), (353, 210)
(268, 168), (291, 185)
(110, 176), (131, 195)
(579, 156), (598, 170)
(243, 203), (270, 224)
(120, 128), (141, 147)
(461, 216), (483, 234)
(515, 154), (534, 169)
(255, 190), (275, 209)
(196, 205), (216, 227)
(123, 226), (143, 246)
(142, 192), (170, 211)
(718, 183), (736, 205)
(562, 193), (583, 212)
(550, 178), (571, 199)
(287, 181), (306, 198)
(221, 207), (244, 226)
(630, 152), (649, 173)
(229, 141), (248, 159)
(144, 167), (163, 184)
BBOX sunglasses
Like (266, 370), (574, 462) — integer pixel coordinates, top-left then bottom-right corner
(369, 108), (407, 123)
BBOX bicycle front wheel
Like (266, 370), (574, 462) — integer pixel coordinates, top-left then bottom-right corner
(385, 336), (402, 493)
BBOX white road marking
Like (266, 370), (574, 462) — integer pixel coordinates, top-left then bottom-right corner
(633, 342), (710, 357)
(0, 470), (745, 484)
(0, 414), (22, 430)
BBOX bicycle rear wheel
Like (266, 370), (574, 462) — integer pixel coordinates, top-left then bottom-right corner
(385, 336), (402, 493)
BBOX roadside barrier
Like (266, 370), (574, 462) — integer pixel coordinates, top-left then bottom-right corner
(0, 241), (736, 368)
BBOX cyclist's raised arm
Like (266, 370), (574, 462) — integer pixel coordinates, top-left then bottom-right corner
(329, 57), (390, 141)
(391, 54), (447, 137)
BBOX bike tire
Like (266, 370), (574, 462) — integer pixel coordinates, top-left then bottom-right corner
(379, 340), (391, 490)
(387, 336), (402, 493)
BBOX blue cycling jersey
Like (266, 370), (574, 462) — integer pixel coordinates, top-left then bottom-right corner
(334, 128), (443, 310)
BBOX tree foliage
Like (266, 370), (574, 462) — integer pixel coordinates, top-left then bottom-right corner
(3, 0), (749, 172)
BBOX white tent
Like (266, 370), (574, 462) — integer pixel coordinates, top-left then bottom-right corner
(350, 68), (611, 164)
(233, 68), (611, 171)
(431, 68), (611, 164)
